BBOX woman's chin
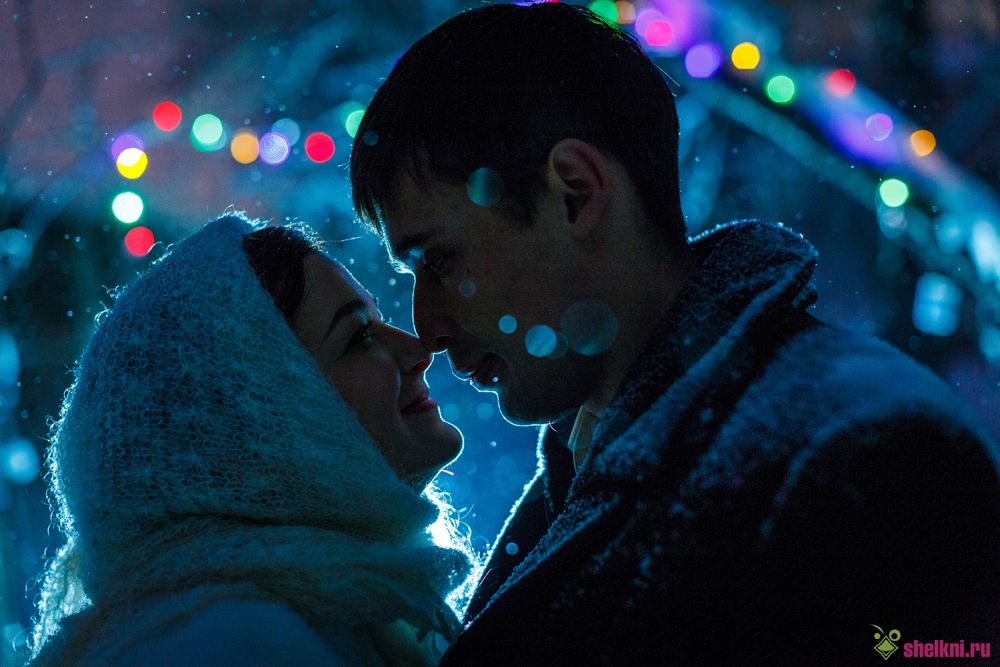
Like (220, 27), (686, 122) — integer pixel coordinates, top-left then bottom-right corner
(409, 429), (464, 490)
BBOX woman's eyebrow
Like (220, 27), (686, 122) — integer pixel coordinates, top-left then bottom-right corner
(325, 299), (367, 339)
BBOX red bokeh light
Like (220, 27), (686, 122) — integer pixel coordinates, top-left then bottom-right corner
(826, 69), (856, 97)
(305, 132), (336, 163)
(152, 101), (183, 132)
(125, 226), (156, 256)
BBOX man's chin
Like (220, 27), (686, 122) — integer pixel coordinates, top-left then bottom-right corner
(496, 387), (576, 427)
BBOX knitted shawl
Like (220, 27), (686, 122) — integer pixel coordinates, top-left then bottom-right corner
(30, 215), (468, 664)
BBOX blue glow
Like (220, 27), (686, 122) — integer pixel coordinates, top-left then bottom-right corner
(912, 272), (962, 336)
(0, 331), (19, 384)
(498, 315), (518, 334)
(525, 325), (557, 357)
(561, 299), (618, 355)
(2, 438), (39, 485)
(466, 167), (504, 207)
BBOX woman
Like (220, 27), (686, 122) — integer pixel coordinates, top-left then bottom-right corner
(29, 214), (474, 665)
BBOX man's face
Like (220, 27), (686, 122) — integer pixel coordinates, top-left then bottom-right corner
(383, 171), (604, 425)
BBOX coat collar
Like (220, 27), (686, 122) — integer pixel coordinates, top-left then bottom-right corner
(559, 219), (818, 491)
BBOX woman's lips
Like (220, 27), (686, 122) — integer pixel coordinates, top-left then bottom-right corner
(401, 397), (438, 416)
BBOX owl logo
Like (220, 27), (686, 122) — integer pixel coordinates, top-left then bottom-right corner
(871, 625), (901, 660)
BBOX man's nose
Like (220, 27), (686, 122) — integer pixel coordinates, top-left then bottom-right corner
(412, 276), (455, 353)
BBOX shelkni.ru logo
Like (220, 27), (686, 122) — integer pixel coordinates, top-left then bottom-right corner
(870, 624), (992, 660)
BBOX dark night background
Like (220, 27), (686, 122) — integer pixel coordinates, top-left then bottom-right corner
(1, 0), (998, 660)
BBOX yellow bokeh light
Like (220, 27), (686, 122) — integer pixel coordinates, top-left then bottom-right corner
(230, 131), (259, 164)
(731, 42), (761, 70)
(910, 129), (936, 157)
(615, 1), (636, 24)
(116, 148), (148, 179)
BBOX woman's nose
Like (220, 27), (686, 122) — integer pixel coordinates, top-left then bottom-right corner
(388, 326), (432, 375)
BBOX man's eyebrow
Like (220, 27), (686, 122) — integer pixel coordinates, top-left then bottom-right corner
(388, 226), (447, 263)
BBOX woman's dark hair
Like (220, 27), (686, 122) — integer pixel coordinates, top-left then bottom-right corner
(350, 2), (684, 245)
(242, 225), (322, 324)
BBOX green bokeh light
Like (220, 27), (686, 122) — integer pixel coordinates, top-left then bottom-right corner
(879, 179), (910, 207)
(111, 191), (144, 224)
(191, 114), (225, 151)
(765, 75), (796, 104)
(345, 110), (365, 138)
(588, 0), (618, 24)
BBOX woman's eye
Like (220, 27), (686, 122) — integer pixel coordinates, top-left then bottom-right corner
(346, 322), (374, 350)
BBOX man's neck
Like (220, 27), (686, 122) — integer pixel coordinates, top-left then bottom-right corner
(571, 249), (695, 469)
(586, 250), (694, 414)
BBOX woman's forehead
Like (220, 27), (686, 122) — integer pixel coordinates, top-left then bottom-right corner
(306, 252), (369, 303)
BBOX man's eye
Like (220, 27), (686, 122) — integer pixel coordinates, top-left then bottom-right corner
(420, 250), (447, 274)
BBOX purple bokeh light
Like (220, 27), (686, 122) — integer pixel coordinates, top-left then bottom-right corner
(108, 134), (144, 162)
(258, 132), (291, 166)
(685, 43), (722, 78)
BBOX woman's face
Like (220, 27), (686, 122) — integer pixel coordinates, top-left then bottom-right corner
(291, 253), (463, 489)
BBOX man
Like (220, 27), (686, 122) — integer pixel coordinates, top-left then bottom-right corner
(350, 3), (1000, 664)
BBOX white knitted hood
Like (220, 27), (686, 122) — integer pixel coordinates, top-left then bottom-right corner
(32, 215), (467, 663)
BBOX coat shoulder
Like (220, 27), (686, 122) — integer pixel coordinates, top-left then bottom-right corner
(743, 319), (991, 448)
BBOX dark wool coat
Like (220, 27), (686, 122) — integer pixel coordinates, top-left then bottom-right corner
(442, 221), (1000, 666)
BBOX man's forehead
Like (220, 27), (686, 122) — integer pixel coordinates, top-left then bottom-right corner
(384, 222), (448, 261)
(381, 176), (455, 258)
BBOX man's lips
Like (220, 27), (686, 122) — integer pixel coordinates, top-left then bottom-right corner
(456, 354), (501, 387)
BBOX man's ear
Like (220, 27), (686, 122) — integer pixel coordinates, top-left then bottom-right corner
(544, 138), (610, 239)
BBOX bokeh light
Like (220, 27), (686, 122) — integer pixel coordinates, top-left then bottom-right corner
(561, 299), (618, 355)
(1, 438), (39, 486)
(152, 101), (183, 132)
(635, 8), (665, 37)
(615, 1), (636, 24)
(458, 279), (477, 298)
(644, 20), (674, 47)
(230, 131), (259, 164)
(109, 134), (144, 161)
(271, 118), (301, 146)
(913, 272), (962, 336)
(191, 114), (226, 151)
(115, 148), (148, 179)
(304, 132), (335, 163)
(910, 129), (937, 157)
(337, 101), (364, 125)
(466, 167), (504, 207)
(258, 132), (290, 165)
(345, 110), (365, 138)
(730, 42), (760, 70)
(588, 0), (617, 24)
(525, 325), (558, 358)
(879, 178), (910, 207)
(125, 226), (156, 257)
(865, 113), (894, 141)
(111, 191), (144, 224)
(685, 43), (722, 78)
(499, 315), (518, 334)
(765, 75), (796, 104)
(826, 69), (856, 97)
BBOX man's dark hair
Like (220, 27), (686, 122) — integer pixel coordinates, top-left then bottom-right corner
(242, 225), (321, 323)
(350, 2), (684, 245)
